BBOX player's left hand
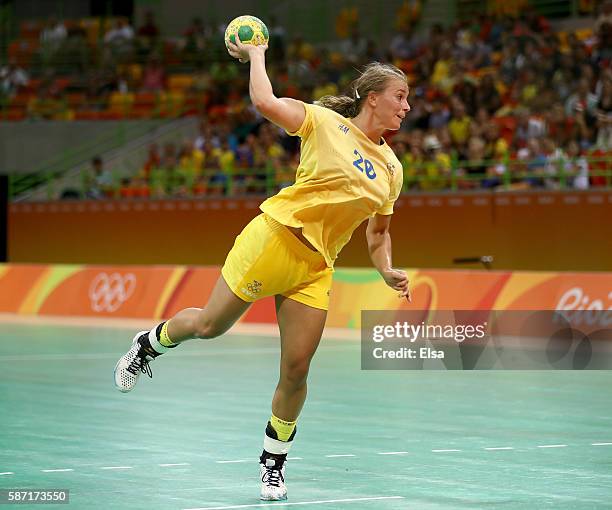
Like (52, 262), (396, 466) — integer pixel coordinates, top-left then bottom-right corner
(382, 268), (412, 303)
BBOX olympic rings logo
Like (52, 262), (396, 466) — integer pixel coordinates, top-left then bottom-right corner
(89, 272), (137, 313)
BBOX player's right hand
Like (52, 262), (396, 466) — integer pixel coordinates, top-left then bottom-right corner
(226, 30), (268, 63)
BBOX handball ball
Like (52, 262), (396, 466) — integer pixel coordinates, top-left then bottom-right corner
(224, 15), (269, 49)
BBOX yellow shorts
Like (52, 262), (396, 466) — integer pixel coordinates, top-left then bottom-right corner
(221, 213), (333, 310)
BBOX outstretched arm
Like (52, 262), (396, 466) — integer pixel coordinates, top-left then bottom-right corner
(227, 34), (305, 133)
(366, 214), (411, 302)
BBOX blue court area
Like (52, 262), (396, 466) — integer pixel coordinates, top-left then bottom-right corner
(1, 320), (611, 509)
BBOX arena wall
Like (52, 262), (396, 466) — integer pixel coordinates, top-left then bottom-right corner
(9, 190), (612, 271)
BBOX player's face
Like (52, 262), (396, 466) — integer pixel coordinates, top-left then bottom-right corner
(376, 79), (410, 131)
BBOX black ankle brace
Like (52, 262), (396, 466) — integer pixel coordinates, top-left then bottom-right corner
(260, 450), (287, 468)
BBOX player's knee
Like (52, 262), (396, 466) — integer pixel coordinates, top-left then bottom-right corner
(281, 357), (311, 387)
(193, 314), (227, 339)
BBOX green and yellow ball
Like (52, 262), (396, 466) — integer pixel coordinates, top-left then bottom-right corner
(224, 15), (269, 49)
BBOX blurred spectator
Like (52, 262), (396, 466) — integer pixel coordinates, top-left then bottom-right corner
(105, 18), (135, 45)
(565, 78), (598, 117)
(459, 136), (490, 188)
(389, 24), (420, 60)
(130, 175), (151, 198)
(454, 75), (478, 116)
(518, 138), (547, 187)
(182, 17), (207, 63)
(207, 140), (235, 195)
(420, 134), (451, 190)
(593, 21), (612, 65)
(448, 100), (472, 151)
(27, 85), (65, 119)
(54, 23), (90, 74)
(161, 142), (178, 169)
(194, 120), (216, 151)
(104, 19), (135, 57)
(546, 103), (573, 147)
(499, 39), (523, 85)
(267, 15), (287, 61)
(175, 138), (204, 193)
(209, 61), (239, 85)
(84, 68), (119, 108)
(428, 97), (450, 130)
(259, 124), (290, 189)
(566, 140), (590, 189)
(469, 107), (491, 139)
(551, 53), (577, 101)
(514, 107), (545, 148)
(0, 58), (29, 97)
(240, 133), (267, 193)
(365, 39), (386, 63)
(400, 139), (422, 191)
(338, 25), (368, 64)
(431, 42), (454, 90)
(149, 143), (177, 198)
(312, 74), (339, 101)
(475, 74), (501, 115)
(137, 10), (161, 58)
(142, 143), (161, 179)
(141, 56), (166, 91)
(589, 145), (612, 187)
(136, 10), (160, 61)
(483, 121), (509, 159)
(40, 16), (67, 58)
(595, 78), (612, 149)
(542, 137), (567, 188)
(595, 0), (612, 33)
(84, 156), (113, 199)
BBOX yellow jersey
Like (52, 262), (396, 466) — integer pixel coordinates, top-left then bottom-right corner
(260, 102), (403, 267)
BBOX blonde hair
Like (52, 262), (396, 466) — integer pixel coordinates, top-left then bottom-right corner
(315, 62), (407, 118)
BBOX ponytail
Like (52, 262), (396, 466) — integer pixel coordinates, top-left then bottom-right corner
(315, 94), (362, 118)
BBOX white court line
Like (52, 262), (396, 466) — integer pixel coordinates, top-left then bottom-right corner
(215, 460), (251, 464)
(432, 449), (461, 453)
(484, 447), (514, 451)
(325, 454), (356, 458)
(0, 472), (14, 475)
(538, 444), (567, 448)
(592, 442), (612, 446)
(159, 463), (190, 467)
(183, 495), (405, 510)
(377, 451), (408, 455)
(287, 457), (302, 460)
(100, 466), (133, 470)
(42, 468), (73, 472)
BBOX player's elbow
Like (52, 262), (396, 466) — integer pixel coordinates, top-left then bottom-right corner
(366, 229), (384, 249)
(252, 95), (276, 115)
(366, 222), (388, 240)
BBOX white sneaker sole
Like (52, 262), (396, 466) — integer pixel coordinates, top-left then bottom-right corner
(260, 494), (287, 501)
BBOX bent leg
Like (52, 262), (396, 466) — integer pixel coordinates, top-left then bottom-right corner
(166, 275), (251, 344)
(114, 275), (249, 393)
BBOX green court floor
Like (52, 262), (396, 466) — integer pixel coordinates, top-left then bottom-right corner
(1, 321), (611, 509)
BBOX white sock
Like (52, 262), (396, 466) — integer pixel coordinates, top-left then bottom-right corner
(148, 328), (170, 354)
(263, 434), (293, 455)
